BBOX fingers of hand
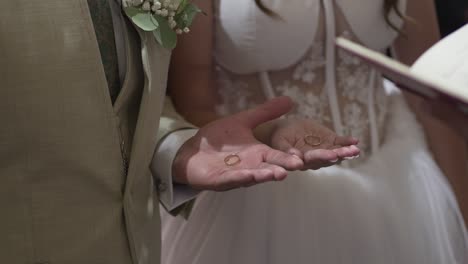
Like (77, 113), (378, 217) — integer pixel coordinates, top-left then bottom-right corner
(263, 148), (304, 171)
(258, 163), (288, 181)
(216, 165), (287, 191)
(333, 136), (359, 147)
(302, 149), (340, 170)
(332, 145), (360, 159)
(286, 148), (304, 159)
(271, 137), (305, 159)
(234, 96), (293, 129)
(215, 169), (257, 191)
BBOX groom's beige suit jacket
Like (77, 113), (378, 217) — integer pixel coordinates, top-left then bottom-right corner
(0, 1), (193, 263)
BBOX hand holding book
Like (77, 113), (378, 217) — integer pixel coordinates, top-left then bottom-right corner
(428, 101), (468, 138)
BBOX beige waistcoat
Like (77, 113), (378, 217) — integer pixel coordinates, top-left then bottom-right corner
(0, 1), (191, 263)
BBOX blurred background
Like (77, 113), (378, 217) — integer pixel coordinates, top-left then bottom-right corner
(435, 0), (468, 36)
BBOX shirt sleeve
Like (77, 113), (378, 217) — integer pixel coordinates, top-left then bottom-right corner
(151, 128), (200, 211)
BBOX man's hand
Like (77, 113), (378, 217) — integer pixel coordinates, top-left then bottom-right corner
(172, 97), (305, 191)
(270, 119), (360, 170)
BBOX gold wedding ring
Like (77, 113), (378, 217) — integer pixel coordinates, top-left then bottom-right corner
(304, 135), (322, 146)
(224, 154), (241, 166)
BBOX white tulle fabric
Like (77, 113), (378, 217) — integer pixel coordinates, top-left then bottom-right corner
(161, 0), (468, 263)
(162, 97), (467, 264)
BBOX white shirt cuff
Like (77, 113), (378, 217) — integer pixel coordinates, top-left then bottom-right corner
(151, 129), (200, 211)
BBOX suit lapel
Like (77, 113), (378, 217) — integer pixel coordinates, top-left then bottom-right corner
(125, 26), (172, 192)
(105, 0), (171, 192)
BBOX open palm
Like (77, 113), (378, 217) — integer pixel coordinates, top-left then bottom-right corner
(270, 118), (360, 170)
(173, 97), (360, 191)
(173, 97), (305, 191)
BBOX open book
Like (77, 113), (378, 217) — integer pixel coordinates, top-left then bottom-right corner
(336, 25), (468, 114)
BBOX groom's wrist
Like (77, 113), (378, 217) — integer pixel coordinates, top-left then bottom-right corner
(159, 128), (197, 184)
(152, 128), (198, 210)
(171, 132), (197, 186)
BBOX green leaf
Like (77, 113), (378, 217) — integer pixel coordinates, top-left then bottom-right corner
(153, 15), (178, 50)
(124, 7), (159, 31)
(175, 3), (202, 29)
(176, 0), (189, 14)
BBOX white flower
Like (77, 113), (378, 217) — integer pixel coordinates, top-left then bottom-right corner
(132, 0), (144, 6)
(160, 9), (169, 17)
(142, 1), (151, 11)
(152, 1), (162, 11)
(168, 16), (175, 24)
(124, 0), (199, 50)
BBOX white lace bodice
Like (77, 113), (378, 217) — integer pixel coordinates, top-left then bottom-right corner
(214, 0), (406, 159)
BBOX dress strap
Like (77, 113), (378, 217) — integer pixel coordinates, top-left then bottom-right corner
(259, 71), (276, 100)
(367, 70), (380, 154)
(259, 0), (345, 136)
(323, 0), (344, 136)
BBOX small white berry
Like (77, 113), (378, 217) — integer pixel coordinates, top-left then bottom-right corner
(155, 10), (162, 15)
(183, 27), (190, 33)
(152, 1), (162, 10)
(175, 29), (183, 34)
(132, 0), (144, 6)
(160, 9), (169, 17)
(169, 20), (177, 29)
(142, 1), (151, 11)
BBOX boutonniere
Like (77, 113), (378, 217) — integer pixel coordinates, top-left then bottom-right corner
(123, 0), (202, 50)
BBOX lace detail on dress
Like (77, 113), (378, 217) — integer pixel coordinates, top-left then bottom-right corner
(215, 66), (260, 116)
(337, 51), (370, 105)
(336, 39), (373, 157)
(276, 81), (331, 124)
(273, 43), (331, 124)
(292, 43), (326, 84)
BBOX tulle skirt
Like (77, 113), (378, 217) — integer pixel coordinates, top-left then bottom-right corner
(161, 96), (468, 264)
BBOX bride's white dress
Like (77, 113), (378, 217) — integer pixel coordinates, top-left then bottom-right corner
(161, 0), (468, 263)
